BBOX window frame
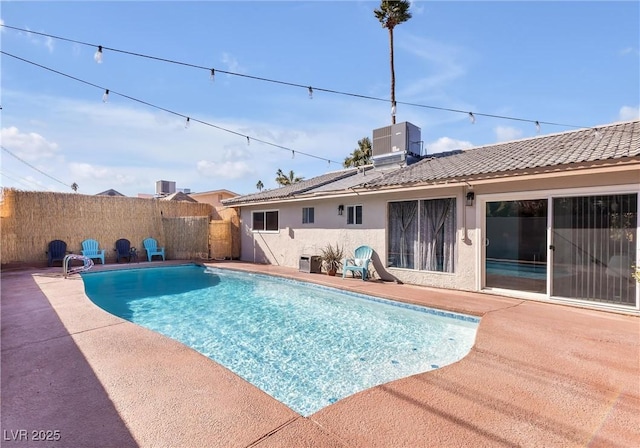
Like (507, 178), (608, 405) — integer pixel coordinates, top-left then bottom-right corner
(302, 207), (315, 224)
(251, 209), (279, 232)
(387, 197), (457, 273)
(346, 204), (363, 225)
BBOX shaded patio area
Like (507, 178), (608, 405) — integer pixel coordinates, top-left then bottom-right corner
(1, 260), (639, 447)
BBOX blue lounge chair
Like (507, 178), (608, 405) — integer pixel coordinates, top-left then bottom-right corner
(342, 245), (374, 281)
(143, 238), (165, 262)
(81, 239), (105, 264)
(114, 239), (132, 263)
(47, 239), (69, 267)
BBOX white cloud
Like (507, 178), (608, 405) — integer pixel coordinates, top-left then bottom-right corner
(22, 27), (55, 53)
(495, 126), (523, 142)
(397, 35), (468, 99)
(619, 105), (640, 121)
(619, 47), (639, 56)
(221, 52), (243, 74)
(196, 159), (254, 179)
(1, 126), (60, 161)
(427, 136), (474, 154)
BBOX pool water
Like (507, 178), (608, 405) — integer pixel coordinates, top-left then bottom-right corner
(486, 259), (547, 280)
(82, 264), (479, 416)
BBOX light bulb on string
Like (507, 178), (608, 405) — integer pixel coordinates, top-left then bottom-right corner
(308, 86), (313, 99)
(246, 136), (250, 146)
(535, 121), (541, 133)
(594, 128), (601, 139)
(94, 46), (103, 64)
(102, 89), (109, 103)
(185, 117), (190, 129)
(210, 68), (215, 82)
(291, 150), (295, 159)
(468, 112), (475, 124)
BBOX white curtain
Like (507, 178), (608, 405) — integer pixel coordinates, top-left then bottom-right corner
(388, 201), (418, 268)
(421, 198), (456, 272)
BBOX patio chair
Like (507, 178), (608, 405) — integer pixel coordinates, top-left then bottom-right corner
(143, 237), (165, 262)
(81, 239), (106, 264)
(114, 238), (132, 263)
(342, 245), (374, 281)
(47, 239), (69, 267)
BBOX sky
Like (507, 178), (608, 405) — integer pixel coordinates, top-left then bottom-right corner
(1, 1), (639, 197)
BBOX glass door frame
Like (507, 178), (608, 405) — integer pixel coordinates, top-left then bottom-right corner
(477, 184), (640, 311)
(477, 191), (552, 300)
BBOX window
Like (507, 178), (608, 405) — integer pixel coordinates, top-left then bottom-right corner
(252, 210), (279, 231)
(388, 198), (456, 272)
(302, 207), (314, 224)
(347, 205), (363, 225)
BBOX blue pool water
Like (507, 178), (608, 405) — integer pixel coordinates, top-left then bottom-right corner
(486, 259), (547, 280)
(82, 264), (479, 416)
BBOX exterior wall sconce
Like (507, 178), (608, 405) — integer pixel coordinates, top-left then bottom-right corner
(466, 192), (475, 207)
(338, 204), (344, 215)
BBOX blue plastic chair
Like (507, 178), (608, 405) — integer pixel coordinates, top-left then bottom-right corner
(114, 239), (132, 263)
(143, 238), (165, 262)
(47, 240), (69, 267)
(81, 239), (105, 264)
(342, 245), (374, 281)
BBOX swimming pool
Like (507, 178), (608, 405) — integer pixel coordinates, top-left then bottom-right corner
(82, 264), (479, 416)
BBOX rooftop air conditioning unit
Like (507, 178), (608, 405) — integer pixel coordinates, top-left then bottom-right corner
(372, 122), (422, 168)
(156, 180), (176, 196)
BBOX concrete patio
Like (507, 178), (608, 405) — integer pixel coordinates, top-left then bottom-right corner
(1, 260), (639, 447)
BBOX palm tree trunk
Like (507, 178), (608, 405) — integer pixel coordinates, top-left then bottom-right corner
(389, 27), (396, 125)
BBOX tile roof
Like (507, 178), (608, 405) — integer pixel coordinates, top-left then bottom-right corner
(365, 120), (639, 188)
(224, 120), (639, 205)
(223, 167), (368, 205)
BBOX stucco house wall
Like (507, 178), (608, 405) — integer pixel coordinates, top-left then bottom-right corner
(238, 167), (638, 295)
(239, 186), (479, 291)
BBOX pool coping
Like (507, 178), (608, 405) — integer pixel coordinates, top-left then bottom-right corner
(2, 260), (639, 447)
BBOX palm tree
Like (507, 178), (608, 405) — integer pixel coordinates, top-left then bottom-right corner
(275, 169), (304, 186)
(256, 180), (264, 191)
(374, 0), (412, 125)
(343, 136), (373, 168)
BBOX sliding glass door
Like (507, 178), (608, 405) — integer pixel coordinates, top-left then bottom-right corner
(485, 200), (548, 293)
(552, 194), (637, 306)
(483, 193), (638, 308)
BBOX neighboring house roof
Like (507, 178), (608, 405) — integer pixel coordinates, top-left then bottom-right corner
(161, 191), (198, 202)
(188, 189), (239, 198)
(223, 167), (372, 205)
(224, 120), (639, 206)
(96, 189), (125, 197)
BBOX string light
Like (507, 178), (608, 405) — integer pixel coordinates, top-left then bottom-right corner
(3, 49), (616, 170)
(0, 24), (595, 133)
(185, 117), (190, 128)
(535, 121), (541, 133)
(102, 89), (109, 102)
(308, 86), (313, 99)
(210, 68), (215, 82)
(291, 150), (295, 159)
(246, 136), (250, 146)
(94, 45), (103, 64)
(468, 112), (475, 124)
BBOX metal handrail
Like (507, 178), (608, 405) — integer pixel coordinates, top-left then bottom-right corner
(63, 254), (94, 278)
